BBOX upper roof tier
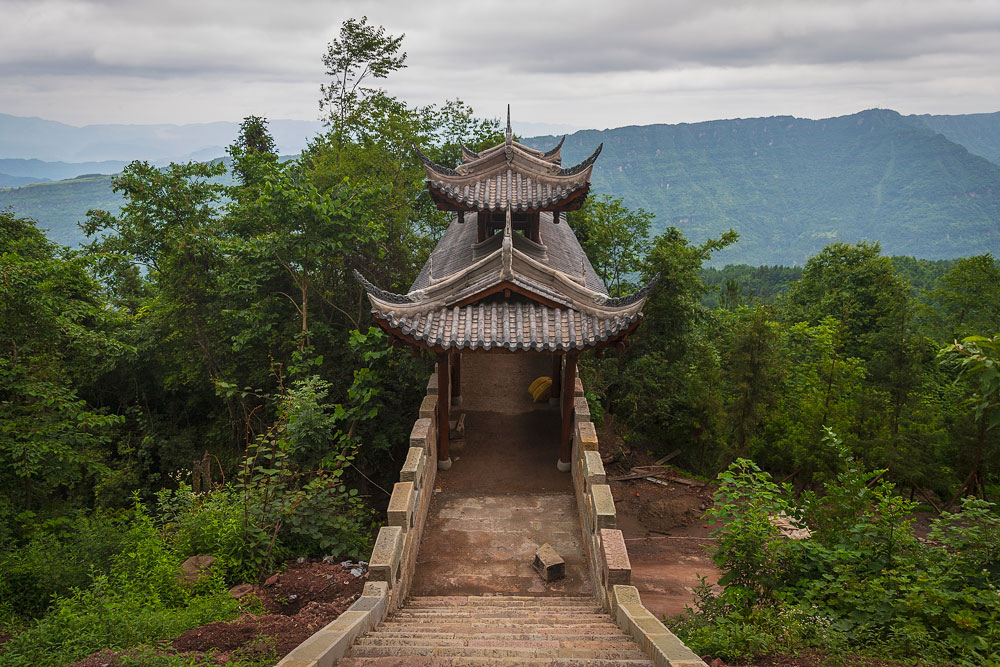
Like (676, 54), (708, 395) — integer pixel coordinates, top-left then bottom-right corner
(418, 113), (601, 213)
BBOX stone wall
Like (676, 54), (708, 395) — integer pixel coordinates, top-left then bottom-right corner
(276, 375), (440, 667)
(570, 380), (707, 667)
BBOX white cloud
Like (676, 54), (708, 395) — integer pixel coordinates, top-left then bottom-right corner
(0, 0), (998, 127)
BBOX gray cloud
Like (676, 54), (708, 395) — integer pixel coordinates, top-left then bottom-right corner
(0, 0), (998, 128)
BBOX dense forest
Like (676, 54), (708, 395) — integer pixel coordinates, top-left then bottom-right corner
(2, 17), (999, 667)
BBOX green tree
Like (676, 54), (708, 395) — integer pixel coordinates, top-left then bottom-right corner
(1, 212), (130, 511)
(940, 335), (1000, 500)
(568, 194), (653, 296)
(320, 16), (407, 143)
(229, 115), (278, 186)
(587, 226), (736, 471)
(922, 254), (1000, 342)
(783, 242), (921, 467)
(719, 306), (783, 461)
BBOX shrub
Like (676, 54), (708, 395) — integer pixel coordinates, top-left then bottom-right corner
(0, 509), (129, 623)
(676, 453), (1000, 665)
(0, 500), (248, 667)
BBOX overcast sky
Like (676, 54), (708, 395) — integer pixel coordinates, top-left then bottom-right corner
(3, 0), (1000, 129)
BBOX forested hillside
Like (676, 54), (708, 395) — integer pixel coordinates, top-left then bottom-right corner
(528, 108), (1000, 265)
(2, 18), (999, 667)
(911, 110), (1000, 164)
(0, 175), (124, 246)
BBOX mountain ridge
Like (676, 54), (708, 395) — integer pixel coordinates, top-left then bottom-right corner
(3, 109), (999, 265)
(524, 108), (1000, 265)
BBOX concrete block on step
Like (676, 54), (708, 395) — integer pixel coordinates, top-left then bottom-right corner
(612, 584), (642, 615)
(600, 528), (631, 587)
(409, 418), (433, 452)
(361, 581), (388, 599)
(574, 395), (591, 426)
(532, 542), (566, 582)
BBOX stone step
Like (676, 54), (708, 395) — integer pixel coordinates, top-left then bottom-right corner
(366, 630), (629, 641)
(348, 645), (650, 660)
(379, 618), (621, 634)
(338, 657), (655, 666)
(405, 597), (596, 608)
(339, 595), (654, 666)
(355, 637), (642, 650)
(406, 595), (594, 604)
(389, 612), (609, 621)
(376, 622), (626, 633)
(397, 605), (602, 614)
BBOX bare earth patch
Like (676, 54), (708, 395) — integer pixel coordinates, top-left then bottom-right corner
(596, 419), (721, 620)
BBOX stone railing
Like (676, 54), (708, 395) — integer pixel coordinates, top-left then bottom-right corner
(277, 376), (440, 667)
(570, 381), (707, 667)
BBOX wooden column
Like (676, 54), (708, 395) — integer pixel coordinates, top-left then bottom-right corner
(559, 352), (578, 469)
(550, 354), (562, 399)
(437, 352), (451, 466)
(450, 351), (462, 405)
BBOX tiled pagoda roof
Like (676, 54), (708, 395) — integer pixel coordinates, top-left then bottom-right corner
(356, 109), (655, 353)
(418, 114), (600, 213)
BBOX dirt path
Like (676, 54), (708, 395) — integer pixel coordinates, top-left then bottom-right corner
(414, 354), (589, 597)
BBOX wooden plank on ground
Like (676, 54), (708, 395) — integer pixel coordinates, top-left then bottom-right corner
(607, 466), (699, 486)
(654, 449), (681, 466)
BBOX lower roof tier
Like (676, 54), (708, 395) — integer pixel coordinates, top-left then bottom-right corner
(372, 298), (641, 352)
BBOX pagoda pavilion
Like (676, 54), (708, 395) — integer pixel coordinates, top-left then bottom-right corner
(355, 110), (657, 472)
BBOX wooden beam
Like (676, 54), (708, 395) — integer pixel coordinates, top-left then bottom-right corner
(437, 353), (450, 464)
(550, 354), (562, 399)
(559, 353), (577, 467)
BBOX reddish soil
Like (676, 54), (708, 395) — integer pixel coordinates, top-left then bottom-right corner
(68, 559), (366, 666)
(595, 419), (721, 620)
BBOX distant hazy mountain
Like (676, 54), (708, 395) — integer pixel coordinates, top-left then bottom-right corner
(0, 173), (50, 188)
(5, 109), (999, 266)
(0, 113), (325, 164)
(0, 175), (124, 247)
(525, 109), (1000, 265)
(908, 111), (1000, 165)
(0, 158), (130, 183)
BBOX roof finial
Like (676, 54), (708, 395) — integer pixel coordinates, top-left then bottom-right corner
(501, 208), (513, 279)
(505, 104), (512, 144)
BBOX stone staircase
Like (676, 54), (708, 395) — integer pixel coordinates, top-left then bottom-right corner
(336, 595), (655, 665)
